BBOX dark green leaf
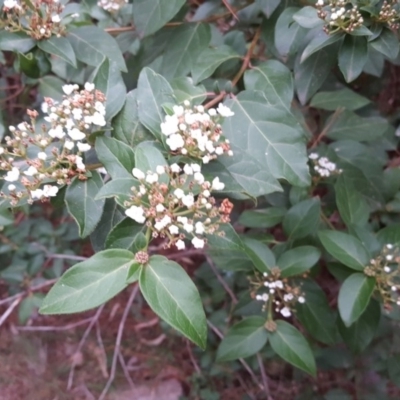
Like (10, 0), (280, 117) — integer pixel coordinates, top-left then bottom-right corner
(37, 36), (77, 67)
(318, 230), (370, 271)
(277, 246), (321, 277)
(0, 31), (35, 53)
(268, 320), (316, 376)
(40, 249), (135, 314)
(106, 218), (147, 252)
(139, 255), (207, 348)
(217, 317), (268, 361)
(293, 6), (323, 29)
(301, 32), (343, 62)
(338, 273), (375, 326)
(242, 237), (276, 273)
(238, 207), (286, 228)
(95, 178), (138, 205)
(65, 172), (105, 238)
(388, 355), (400, 388)
(370, 28), (399, 60)
(310, 88), (370, 111)
(338, 35), (368, 83)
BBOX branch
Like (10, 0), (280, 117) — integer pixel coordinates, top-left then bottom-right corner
(257, 353), (274, 400)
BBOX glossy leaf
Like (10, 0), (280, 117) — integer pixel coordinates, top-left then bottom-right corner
(0, 31), (35, 53)
(139, 255), (207, 348)
(370, 28), (399, 60)
(310, 88), (370, 111)
(242, 237), (276, 273)
(37, 37), (77, 67)
(338, 35), (368, 83)
(277, 246), (321, 277)
(105, 218), (147, 252)
(238, 207), (286, 228)
(40, 249), (135, 314)
(217, 317), (268, 361)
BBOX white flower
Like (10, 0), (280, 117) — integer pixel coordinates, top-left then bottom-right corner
(132, 168), (145, 180)
(125, 205), (146, 224)
(77, 142), (91, 152)
(62, 84), (78, 95)
(4, 167), (20, 182)
(195, 222), (205, 234)
(161, 115), (179, 136)
(37, 152), (47, 160)
(156, 204), (165, 213)
(316, 0), (324, 5)
(212, 177), (225, 191)
(392, 286), (397, 292)
(384, 266), (391, 273)
(183, 223), (193, 233)
(176, 239), (185, 250)
(206, 141), (215, 154)
(156, 165), (165, 175)
(24, 166), (38, 176)
(39, 28), (46, 35)
(31, 189), (43, 199)
(177, 216), (188, 224)
(386, 254), (394, 261)
(331, 12), (337, 20)
(202, 156), (210, 164)
(51, 14), (61, 23)
(184, 164), (193, 175)
(283, 293), (294, 302)
(75, 155), (85, 170)
(68, 128), (85, 141)
(170, 163), (181, 173)
(91, 112), (106, 127)
(166, 133), (184, 151)
(208, 108), (217, 116)
(64, 140), (74, 150)
(182, 194), (195, 208)
(4, 0), (18, 9)
(0, 148), (4, 155)
(169, 225), (179, 235)
(95, 101), (105, 114)
(192, 237), (205, 249)
(72, 108), (82, 120)
(275, 280), (283, 289)
(262, 293), (269, 301)
(215, 147), (224, 155)
(191, 164), (201, 173)
(194, 172), (205, 184)
(8, 184), (16, 191)
(298, 296), (305, 304)
(48, 125), (65, 139)
(308, 153), (319, 160)
(145, 172), (158, 184)
(42, 185), (59, 197)
(173, 105), (184, 116)
(386, 244), (394, 249)
(280, 307), (291, 318)
(174, 188), (185, 199)
(84, 82), (95, 92)
(256, 294), (263, 301)
(41, 102), (49, 114)
(217, 103), (234, 117)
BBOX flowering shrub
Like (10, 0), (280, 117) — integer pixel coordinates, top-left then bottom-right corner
(2, 0), (400, 398)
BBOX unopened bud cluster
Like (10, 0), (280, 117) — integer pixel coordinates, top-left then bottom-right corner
(250, 268), (305, 319)
(309, 153), (342, 178)
(161, 102), (234, 164)
(97, 0), (128, 12)
(364, 244), (400, 310)
(377, 1), (400, 29)
(316, 0), (364, 34)
(0, 83), (106, 206)
(124, 164), (232, 251)
(1, 0), (65, 39)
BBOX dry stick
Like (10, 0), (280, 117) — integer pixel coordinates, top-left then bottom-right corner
(98, 284), (139, 400)
(186, 340), (201, 374)
(310, 107), (344, 149)
(67, 305), (105, 390)
(0, 297), (21, 328)
(16, 317), (94, 332)
(257, 353), (274, 400)
(118, 351), (135, 390)
(46, 253), (88, 261)
(222, 0), (239, 20)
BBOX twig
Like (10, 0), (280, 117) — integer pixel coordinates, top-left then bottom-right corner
(98, 285), (139, 400)
(186, 340), (201, 374)
(257, 353), (274, 400)
(0, 297), (21, 328)
(46, 253), (88, 261)
(67, 305), (105, 390)
(118, 351), (135, 390)
(222, 0), (239, 20)
(16, 317), (94, 331)
(320, 212), (336, 230)
(206, 256), (238, 304)
(310, 107), (344, 149)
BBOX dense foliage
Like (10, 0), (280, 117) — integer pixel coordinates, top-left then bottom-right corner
(2, 0), (400, 398)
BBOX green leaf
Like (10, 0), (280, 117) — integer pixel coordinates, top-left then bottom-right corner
(338, 35), (368, 83)
(139, 255), (207, 348)
(370, 27), (399, 60)
(224, 91), (310, 187)
(39, 249), (135, 314)
(134, 142), (168, 177)
(244, 60), (294, 112)
(191, 45), (240, 84)
(301, 32), (343, 63)
(283, 198), (321, 240)
(113, 90), (154, 147)
(293, 6), (323, 29)
(268, 320), (316, 376)
(216, 317), (268, 361)
(238, 207), (286, 228)
(95, 178), (138, 205)
(93, 57), (127, 120)
(18, 52), (40, 79)
(105, 218), (147, 252)
(0, 31), (35, 53)
(318, 230), (370, 271)
(310, 88), (370, 111)
(160, 23), (211, 79)
(277, 246), (321, 277)
(37, 36), (77, 67)
(377, 225), (400, 246)
(335, 174), (370, 227)
(257, 0), (280, 18)
(38, 75), (64, 101)
(296, 280), (339, 345)
(132, 0), (186, 37)
(95, 136), (135, 179)
(136, 67), (176, 139)
(65, 172), (105, 238)
(338, 298), (380, 353)
(338, 273), (375, 327)
(67, 26), (127, 72)
(170, 77), (207, 104)
(388, 355), (400, 388)
(295, 47), (337, 105)
(242, 237), (276, 273)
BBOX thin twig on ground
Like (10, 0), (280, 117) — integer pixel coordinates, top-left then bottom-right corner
(0, 297), (21, 328)
(16, 317), (94, 332)
(98, 285), (139, 400)
(257, 352), (274, 400)
(118, 350), (135, 390)
(186, 340), (201, 374)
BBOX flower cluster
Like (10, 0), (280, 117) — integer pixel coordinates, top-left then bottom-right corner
(377, 1), (400, 29)
(250, 268), (305, 319)
(160, 101), (234, 164)
(316, 0), (364, 34)
(1, 0), (65, 39)
(364, 244), (400, 309)
(124, 164), (232, 251)
(0, 83), (106, 206)
(97, 0), (128, 12)
(309, 153), (342, 178)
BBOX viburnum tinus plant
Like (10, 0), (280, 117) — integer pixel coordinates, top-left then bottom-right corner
(3, 0), (400, 397)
